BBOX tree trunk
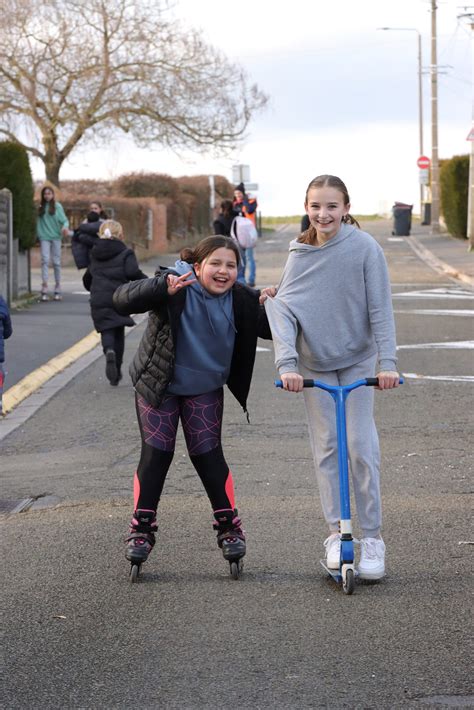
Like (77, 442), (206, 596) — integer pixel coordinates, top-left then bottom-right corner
(44, 159), (62, 188)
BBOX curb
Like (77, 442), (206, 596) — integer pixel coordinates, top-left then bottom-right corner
(406, 236), (474, 286)
(2, 330), (100, 415)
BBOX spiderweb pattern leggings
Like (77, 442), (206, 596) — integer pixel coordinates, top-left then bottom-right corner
(133, 389), (236, 514)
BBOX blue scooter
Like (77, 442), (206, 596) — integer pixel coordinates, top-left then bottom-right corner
(275, 376), (403, 595)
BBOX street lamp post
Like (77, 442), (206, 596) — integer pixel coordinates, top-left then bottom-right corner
(378, 27), (424, 217)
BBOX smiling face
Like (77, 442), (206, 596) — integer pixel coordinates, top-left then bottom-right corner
(194, 247), (238, 295)
(305, 185), (350, 243)
(42, 188), (54, 202)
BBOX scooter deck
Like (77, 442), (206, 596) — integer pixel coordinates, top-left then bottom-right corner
(320, 559), (342, 581)
(320, 559), (359, 581)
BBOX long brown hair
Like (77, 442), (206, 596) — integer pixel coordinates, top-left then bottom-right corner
(38, 186), (56, 217)
(180, 235), (241, 267)
(299, 174), (360, 245)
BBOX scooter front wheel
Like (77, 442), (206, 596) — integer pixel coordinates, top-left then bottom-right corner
(342, 568), (355, 595)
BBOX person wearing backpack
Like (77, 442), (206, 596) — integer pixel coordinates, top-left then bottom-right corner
(213, 200), (246, 284)
(233, 184), (258, 287)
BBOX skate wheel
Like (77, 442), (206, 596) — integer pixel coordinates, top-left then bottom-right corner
(342, 568), (355, 595)
(130, 564), (140, 583)
(230, 560), (242, 580)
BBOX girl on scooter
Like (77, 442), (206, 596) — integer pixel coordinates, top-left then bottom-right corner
(261, 174), (400, 580)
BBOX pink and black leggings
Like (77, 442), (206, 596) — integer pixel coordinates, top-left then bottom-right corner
(133, 389), (236, 515)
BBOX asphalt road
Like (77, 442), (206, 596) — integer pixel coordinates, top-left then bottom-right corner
(1, 222), (473, 709)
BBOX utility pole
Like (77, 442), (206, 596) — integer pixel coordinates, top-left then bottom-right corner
(430, 0), (440, 233)
(377, 27), (424, 217)
(457, 7), (474, 251)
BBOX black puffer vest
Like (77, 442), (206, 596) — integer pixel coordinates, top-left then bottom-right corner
(113, 269), (272, 411)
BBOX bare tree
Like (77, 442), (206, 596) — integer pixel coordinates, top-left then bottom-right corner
(0, 0), (268, 185)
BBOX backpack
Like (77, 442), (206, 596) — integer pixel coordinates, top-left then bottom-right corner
(231, 216), (258, 249)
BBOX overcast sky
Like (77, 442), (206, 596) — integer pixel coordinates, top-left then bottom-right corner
(37, 0), (472, 216)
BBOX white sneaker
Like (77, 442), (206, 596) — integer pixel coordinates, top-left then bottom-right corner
(358, 537), (385, 580)
(323, 533), (340, 569)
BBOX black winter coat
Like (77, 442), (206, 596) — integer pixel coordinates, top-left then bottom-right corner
(113, 268), (272, 412)
(83, 239), (147, 332)
(213, 214), (234, 237)
(72, 222), (101, 269)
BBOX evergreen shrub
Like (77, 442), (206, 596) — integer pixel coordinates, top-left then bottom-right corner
(440, 154), (469, 239)
(0, 142), (36, 249)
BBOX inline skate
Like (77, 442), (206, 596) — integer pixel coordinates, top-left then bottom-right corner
(125, 509), (157, 582)
(213, 508), (246, 580)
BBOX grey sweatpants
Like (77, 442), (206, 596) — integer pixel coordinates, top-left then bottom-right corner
(300, 353), (382, 538)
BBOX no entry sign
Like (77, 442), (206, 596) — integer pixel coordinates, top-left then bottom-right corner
(417, 155), (431, 169)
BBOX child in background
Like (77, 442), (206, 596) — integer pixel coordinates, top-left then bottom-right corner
(213, 199), (246, 283)
(113, 235), (272, 573)
(0, 295), (13, 415)
(36, 186), (70, 301)
(262, 174), (400, 580)
(82, 220), (147, 385)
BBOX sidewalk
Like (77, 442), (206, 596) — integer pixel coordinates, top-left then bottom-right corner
(406, 223), (474, 285)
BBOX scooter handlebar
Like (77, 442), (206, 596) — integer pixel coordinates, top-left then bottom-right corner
(274, 376), (404, 388)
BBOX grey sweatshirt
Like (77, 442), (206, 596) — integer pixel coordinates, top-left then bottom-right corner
(264, 223), (397, 374)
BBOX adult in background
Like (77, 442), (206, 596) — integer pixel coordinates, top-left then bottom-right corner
(37, 186), (70, 301)
(213, 199), (246, 283)
(87, 200), (108, 221)
(233, 183), (258, 287)
(71, 201), (107, 270)
(301, 214), (310, 232)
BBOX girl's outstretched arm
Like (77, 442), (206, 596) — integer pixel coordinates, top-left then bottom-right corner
(113, 272), (169, 315)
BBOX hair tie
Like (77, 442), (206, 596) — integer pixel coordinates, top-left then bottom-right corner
(104, 228), (111, 238)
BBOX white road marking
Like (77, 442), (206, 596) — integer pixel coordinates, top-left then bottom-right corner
(257, 346), (271, 352)
(398, 341), (474, 350)
(402, 373), (474, 383)
(388, 237), (405, 242)
(394, 309), (474, 317)
(393, 287), (474, 300)
(72, 291), (90, 295)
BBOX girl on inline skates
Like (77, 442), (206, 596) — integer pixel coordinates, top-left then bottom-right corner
(113, 235), (272, 576)
(261, 175), (400, 581)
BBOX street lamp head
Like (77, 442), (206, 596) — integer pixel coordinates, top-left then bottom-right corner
(376, 26), (420, 34)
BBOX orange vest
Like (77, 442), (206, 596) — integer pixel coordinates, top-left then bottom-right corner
(234, 198), (257, 226)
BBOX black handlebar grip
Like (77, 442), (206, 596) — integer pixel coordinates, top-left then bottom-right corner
(303, 379), (315, 387)
(365, 378), (379, 386)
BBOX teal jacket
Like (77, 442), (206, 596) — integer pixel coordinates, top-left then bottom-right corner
(37, 202), (69, 241)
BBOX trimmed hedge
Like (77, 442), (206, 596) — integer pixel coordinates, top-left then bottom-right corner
(440, 155), (469, 239)
(114, 172), (234, 239)
(0, 142), (36, 249)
